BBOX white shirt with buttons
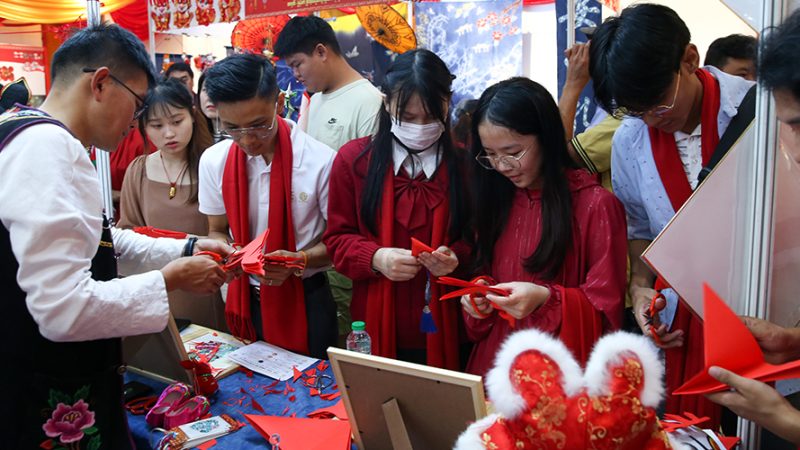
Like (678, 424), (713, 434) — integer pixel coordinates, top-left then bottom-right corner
(198, 119), (335, 278)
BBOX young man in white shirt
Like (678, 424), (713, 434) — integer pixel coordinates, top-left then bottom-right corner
(0, 24), (231, 449)
(274, 15), (383, 152)
(199, 54), (338, 359)
(274, 16), (383, 341)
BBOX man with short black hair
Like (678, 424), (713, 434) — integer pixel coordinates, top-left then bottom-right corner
(705, 34), (757, 81)
(200, 54), (338, 359)
(165, 61), (195, 92)
(590, 3), (755, 426)
(0, 24), (230, 449)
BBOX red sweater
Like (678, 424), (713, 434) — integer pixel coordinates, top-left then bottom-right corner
(324, 137), (468, 350)
(464, 169), (628, 376)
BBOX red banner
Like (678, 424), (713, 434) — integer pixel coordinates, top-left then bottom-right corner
(244, 0), (388, 18)
(0, 45), (44, 66)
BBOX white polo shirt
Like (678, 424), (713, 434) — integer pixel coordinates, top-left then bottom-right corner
(198, 119), (335, 278)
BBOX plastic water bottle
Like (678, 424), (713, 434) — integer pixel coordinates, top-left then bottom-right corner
(346, 321), (372, 355)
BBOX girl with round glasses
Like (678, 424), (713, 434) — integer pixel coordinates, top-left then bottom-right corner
(118, 78), (227, 329)
(463, 77), (627, 376)
(324, 49), (471, 369)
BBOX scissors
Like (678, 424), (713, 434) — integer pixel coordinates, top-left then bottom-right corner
(437, 276), (516, 327)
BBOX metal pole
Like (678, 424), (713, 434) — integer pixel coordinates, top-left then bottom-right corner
(566, 0), (575, 48)
(86, 0), (116, 219)
(737, 0), (786, 447)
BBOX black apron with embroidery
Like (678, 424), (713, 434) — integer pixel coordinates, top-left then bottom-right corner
(0, 109), (134, 450)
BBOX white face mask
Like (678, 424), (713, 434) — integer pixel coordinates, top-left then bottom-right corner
(390, 117), (445, 151)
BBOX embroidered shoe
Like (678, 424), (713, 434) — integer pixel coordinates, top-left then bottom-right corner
(163, 395), (211, 429)
(145, 382), (191, 428)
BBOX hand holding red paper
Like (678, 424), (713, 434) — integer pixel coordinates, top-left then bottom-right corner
(161, 256), (226, 294)
(438, 276), (516, 327)
(674, 284), (800, 396)
(372, 247), (420, 281)
(706, 367), (800, 445)
(486, 281), (551, 320)
(412, 238), (458, 277)
(260, 250), (305, 287)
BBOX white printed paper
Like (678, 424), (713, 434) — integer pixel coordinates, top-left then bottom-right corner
(226, 341), (318, 380)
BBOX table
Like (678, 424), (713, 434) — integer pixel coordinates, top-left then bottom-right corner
(126, 363), (347, 449)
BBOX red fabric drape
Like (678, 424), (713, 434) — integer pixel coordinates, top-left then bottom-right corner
(110, 0), (149, 42)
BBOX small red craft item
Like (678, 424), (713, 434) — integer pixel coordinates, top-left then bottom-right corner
(307, 400), (348, 420)
(410, 237), (435, 257)
(132, 226), (188, 239)
(238, 229), (307, 277)
(645, 277), (671, 346)
(180, 359), (219, 397)
(437, 276), (516, 328)
(674, 284), (800, 395)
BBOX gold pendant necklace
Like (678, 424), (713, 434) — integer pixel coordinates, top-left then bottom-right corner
(160, 153), (188, 199)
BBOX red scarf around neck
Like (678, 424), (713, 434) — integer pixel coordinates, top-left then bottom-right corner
(648, 68), (721, 212)
(222, 118), (308, 354)
(365, 163), (460, 370)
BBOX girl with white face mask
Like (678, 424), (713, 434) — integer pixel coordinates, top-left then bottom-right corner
(323, 49), (471, 370)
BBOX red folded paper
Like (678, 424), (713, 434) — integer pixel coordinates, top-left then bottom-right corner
(673, 284), (800, 395)
(307, 400), (348, 420)
(245, 414), (352, 450)
(410, 237), (435, 257)
(437, 276), (516, 328)
(132, 226), (187, 239)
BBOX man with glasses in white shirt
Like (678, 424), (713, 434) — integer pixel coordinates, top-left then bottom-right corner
(199, 54), (338, 359)
(0, 24), (231, 449)
(589, 3), (755, 428)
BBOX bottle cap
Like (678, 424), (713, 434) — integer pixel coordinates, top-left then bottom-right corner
(352, 321), (366, 331)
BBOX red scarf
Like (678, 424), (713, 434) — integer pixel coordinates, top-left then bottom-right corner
(221, 118), (308, 354)
(648, 68), (720, 212)
(648, 68), (722, 428)
(365, 164), (460, 370)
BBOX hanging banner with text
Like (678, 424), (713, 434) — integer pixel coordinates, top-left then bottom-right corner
(0, 45), (46, 96)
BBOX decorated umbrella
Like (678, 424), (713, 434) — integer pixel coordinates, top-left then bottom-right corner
(231, 15), (291, 57)
(356, 4), (416, 54)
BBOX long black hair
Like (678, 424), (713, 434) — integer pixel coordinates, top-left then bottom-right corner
(139, 78), (213, 203)
(358, 49), (468, 242)
(469, 77), (576, 280)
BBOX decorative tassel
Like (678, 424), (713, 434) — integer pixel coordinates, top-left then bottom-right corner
(420, 272), (438, 333)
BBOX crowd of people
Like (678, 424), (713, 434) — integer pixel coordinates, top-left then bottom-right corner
(1, 3), (799, 448)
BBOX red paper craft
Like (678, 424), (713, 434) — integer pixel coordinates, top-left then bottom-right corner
(661, 412), (709, 433)
(674, 284), (800, 395)
(410, 237), (435, 257)
(238, 229), (306, 276)
(292, 366), (302, 383)
(245, 414), (352, 450)
(307, 399), (348, 420)
(436, 276), (516, 328)
(132, 226), (187, 239)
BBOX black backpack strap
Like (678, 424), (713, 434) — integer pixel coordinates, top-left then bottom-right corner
(697, 84), (757, 184)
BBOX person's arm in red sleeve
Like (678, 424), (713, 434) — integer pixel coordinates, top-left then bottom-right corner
(322, 144), (382, 281)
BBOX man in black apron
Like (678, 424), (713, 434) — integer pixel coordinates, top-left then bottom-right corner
(0, 25), (231, 449)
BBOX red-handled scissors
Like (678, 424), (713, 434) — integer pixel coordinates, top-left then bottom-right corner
(437, 276), (516, 328)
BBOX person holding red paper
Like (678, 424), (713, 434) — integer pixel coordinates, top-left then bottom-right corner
(705, 11), (800, 446)
(589, 4), (755, 426)
(323, 49), (472, 369)
(199, 54), (338, 359)
(461, 77), (627, 377)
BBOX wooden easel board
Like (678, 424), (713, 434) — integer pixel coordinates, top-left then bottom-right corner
(328, 348), (486, 450)
(123, 313), (193, 385)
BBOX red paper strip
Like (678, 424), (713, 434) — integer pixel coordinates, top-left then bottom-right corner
(132, 226), (187, 239)
(320, 391), (341, 401)
(437, 276), (516, 327)
(239, 387), (265, 413)
(281, 406), (290, 415)
(196, 439), (217, 450)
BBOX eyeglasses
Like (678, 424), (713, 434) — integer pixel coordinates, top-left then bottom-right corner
(475, 147), (530, 171)
(83, 67), (148, 121)
(223, 102), (279, 141)
(614, 71), (682, 119)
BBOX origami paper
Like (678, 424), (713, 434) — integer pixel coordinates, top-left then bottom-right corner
(410, 237), (435, 257)
(673, 284), (800, 395)
(307, 400), (348, 421)
(245, 414), (352, 450)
